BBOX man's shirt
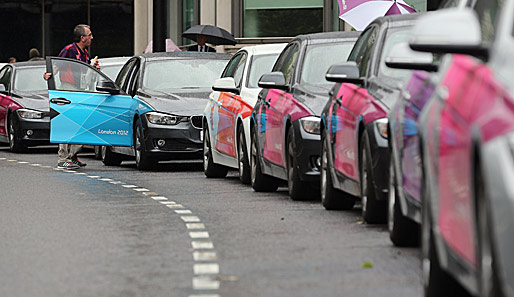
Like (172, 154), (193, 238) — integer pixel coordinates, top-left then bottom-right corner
(57, 43), (90, 86)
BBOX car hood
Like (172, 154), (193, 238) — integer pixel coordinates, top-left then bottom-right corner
(138, 89), (211, 116)
(15, 91), (49, 112)
(293, 84), (332, 116)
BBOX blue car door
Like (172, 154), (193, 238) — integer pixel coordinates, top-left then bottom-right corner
(46, 57), (135, 146)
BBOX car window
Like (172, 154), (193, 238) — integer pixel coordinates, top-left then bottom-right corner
(233, 53), (247, 88)
(13, 67), (47, 92)
(50, 58), (111, 93)
(115, 58), (137, 88)
(101, 64), (125, 81)
(127, 61), (141, 97)
(378, 27), (414, 80)
(222, 54), (242, 78)
(274, 43), (299, 84)
(473, 0), (501, 44)
(0, 67), (10, 92)
(142, 59), (228, 92)
(300, 41), (355, 87)
(347, 29), (373, 63)
(246, 54), (280, 88)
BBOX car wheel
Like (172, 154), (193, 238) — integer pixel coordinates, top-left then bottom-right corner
(203, 125), (228, 178)
(321, 131), (355, 210)
(8, 116), (26, 153)
(360, 131), (386, 224)
(286, 128), (314, 200)
(101, 145), (122, 166)
(388, 160), (419, 246)
(237, 127), (251, 184)
(94, 146), (102, 159)
(250, 130), (279, 192)
(134, 119), (156, 170)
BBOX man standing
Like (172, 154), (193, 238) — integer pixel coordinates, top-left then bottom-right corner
(46, 24), (99, 169)
(186, 34), (216, 52)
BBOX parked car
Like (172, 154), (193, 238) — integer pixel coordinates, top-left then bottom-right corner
(45, 52), (231, 170)
(411, 3), (514, 297)
(99, 56), (131, 81)
(321, 14), (420, 223)
(386, 0), (474, 246)
(0, 60), (49, 152)
(251, 31), (360, 200)
(203, 43), (286, 183)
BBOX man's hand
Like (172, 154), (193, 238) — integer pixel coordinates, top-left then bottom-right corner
(43, 72), (52, 80)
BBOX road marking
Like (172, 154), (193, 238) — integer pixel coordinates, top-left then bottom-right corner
(151, 196), (168, 201)
(181, 216), (200, 222)
(143, 192), (159, 196)
(133, 188), (149, 192)
(192, 276), (220, 290)
(191, 241), (214, 249)
(186, 223), (205, 229)
(74, 172), (87, 175)
(160, 201), (176, 205)
(189, 232), (209, 239)
(99, 178), (113, 181)
(167, 204), (184, 208)
(17, 161), (28, 164)
(30, 164), (41, 166)
(194, 263), (219, 275)
(0, 158), (5, 160)
(110, 181), (123, 184)
(193, 251), (217, 261)
(189, 294), (220, 297)
(88, 176), (100, 178)
(175, 210), (192, 214)
(122, 185), (137, 188)
(41, 165), (52, 168)
(8, 159), (17, 162)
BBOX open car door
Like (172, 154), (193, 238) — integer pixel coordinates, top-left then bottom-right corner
(46, 57), (135, 146)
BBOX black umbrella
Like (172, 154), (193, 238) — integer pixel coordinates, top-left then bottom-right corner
(182, 25), (237, 46)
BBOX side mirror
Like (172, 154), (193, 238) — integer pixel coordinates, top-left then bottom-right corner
(409, 8), (488, 59)
(258, 72), (288, 91)
(325, 62), (364, 84)
(212, 77), (239, 95)
(385, 42), (438, 72)
(96, 80), (120, 95)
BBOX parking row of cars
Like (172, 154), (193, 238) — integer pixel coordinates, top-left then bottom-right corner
(0, 0), (511, 295)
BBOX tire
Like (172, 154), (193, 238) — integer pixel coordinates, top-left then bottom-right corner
(8, 116), (26, 153)
(134, 119), (156, 170)
(388, 160), (420, 246)
(94, 146), (102, 159)
(101, 145), (122, 166)
(237, 127), (251, 184)
(321, 132), (355, 210)
(203, 125), (228, 178)
(360, 131), (386, 224)
(286, 128), (314, 200)
(250, 130), (279, 192)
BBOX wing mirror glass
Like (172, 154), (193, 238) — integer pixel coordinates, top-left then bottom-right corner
(258, 72), (288, 91)
(212, 77), (239, 95)
(385, 42), (438, 72)
(325, 62), (364, 84)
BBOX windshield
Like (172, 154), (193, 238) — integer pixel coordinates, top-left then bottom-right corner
(143, 59), (228, 91)
(378, 28), (414, 81)
(101, 64), (124, 81)
(14, 67), (47, 92)
(247, 54), (280, 88)
(300, 42), (354, 86)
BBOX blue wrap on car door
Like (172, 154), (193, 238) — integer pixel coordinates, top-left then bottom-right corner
(47, 57), (135, 146)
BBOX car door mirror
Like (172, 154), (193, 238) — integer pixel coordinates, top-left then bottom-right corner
(258, 72), (289, 91)
(409, 8), (489, 59)
(212, 77), (240, 95)
(325, 62), (364, 84)
(385, 42), (438, 72)
(96, 80), (120, 95)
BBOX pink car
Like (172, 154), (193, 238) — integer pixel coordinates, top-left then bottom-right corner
(412, 3), (514, 297)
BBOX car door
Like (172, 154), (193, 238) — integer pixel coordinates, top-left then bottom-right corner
(261, 43), (300, 167)
(0, 66), (12, 137)
(46, 57), (135, 146)
(215, 52), (247, 157)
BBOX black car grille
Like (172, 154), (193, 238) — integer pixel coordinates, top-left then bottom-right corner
(190, 115), (203, 130)
(154, 138), (202, 151)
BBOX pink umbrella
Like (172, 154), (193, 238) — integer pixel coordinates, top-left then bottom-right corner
(144, 38), (182, 53)
(338, 0), (416, 31)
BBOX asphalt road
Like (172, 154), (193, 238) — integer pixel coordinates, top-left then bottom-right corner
(0, 145), (422, 297)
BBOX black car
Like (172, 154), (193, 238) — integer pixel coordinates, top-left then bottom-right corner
(250, 31), (359, 200)
(321, 14), (420, 223)
(0, 61), (50, 152)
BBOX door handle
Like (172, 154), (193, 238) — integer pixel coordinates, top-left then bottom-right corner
(335, 97), (342, 105)
(50, 98), (71, 105)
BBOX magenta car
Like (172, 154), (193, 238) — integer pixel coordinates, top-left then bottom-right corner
(411, 2), (514, 297)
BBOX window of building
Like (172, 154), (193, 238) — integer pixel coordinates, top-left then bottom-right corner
(243, 0), (323, 37)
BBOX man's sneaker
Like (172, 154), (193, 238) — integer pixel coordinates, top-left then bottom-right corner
(72, 158), (87, 167)
(57, 161), (80, 170)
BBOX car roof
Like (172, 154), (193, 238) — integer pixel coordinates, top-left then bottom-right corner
(369, 12), (421, 29)
(294, 31), (361, 46)
(139, 52), (232, 61)
(98, 56), (131, 66)
(237, 43), (288, 56)
(5, 60), (46, 69)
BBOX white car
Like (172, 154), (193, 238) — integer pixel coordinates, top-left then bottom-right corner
(203, 43), (286, 183)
